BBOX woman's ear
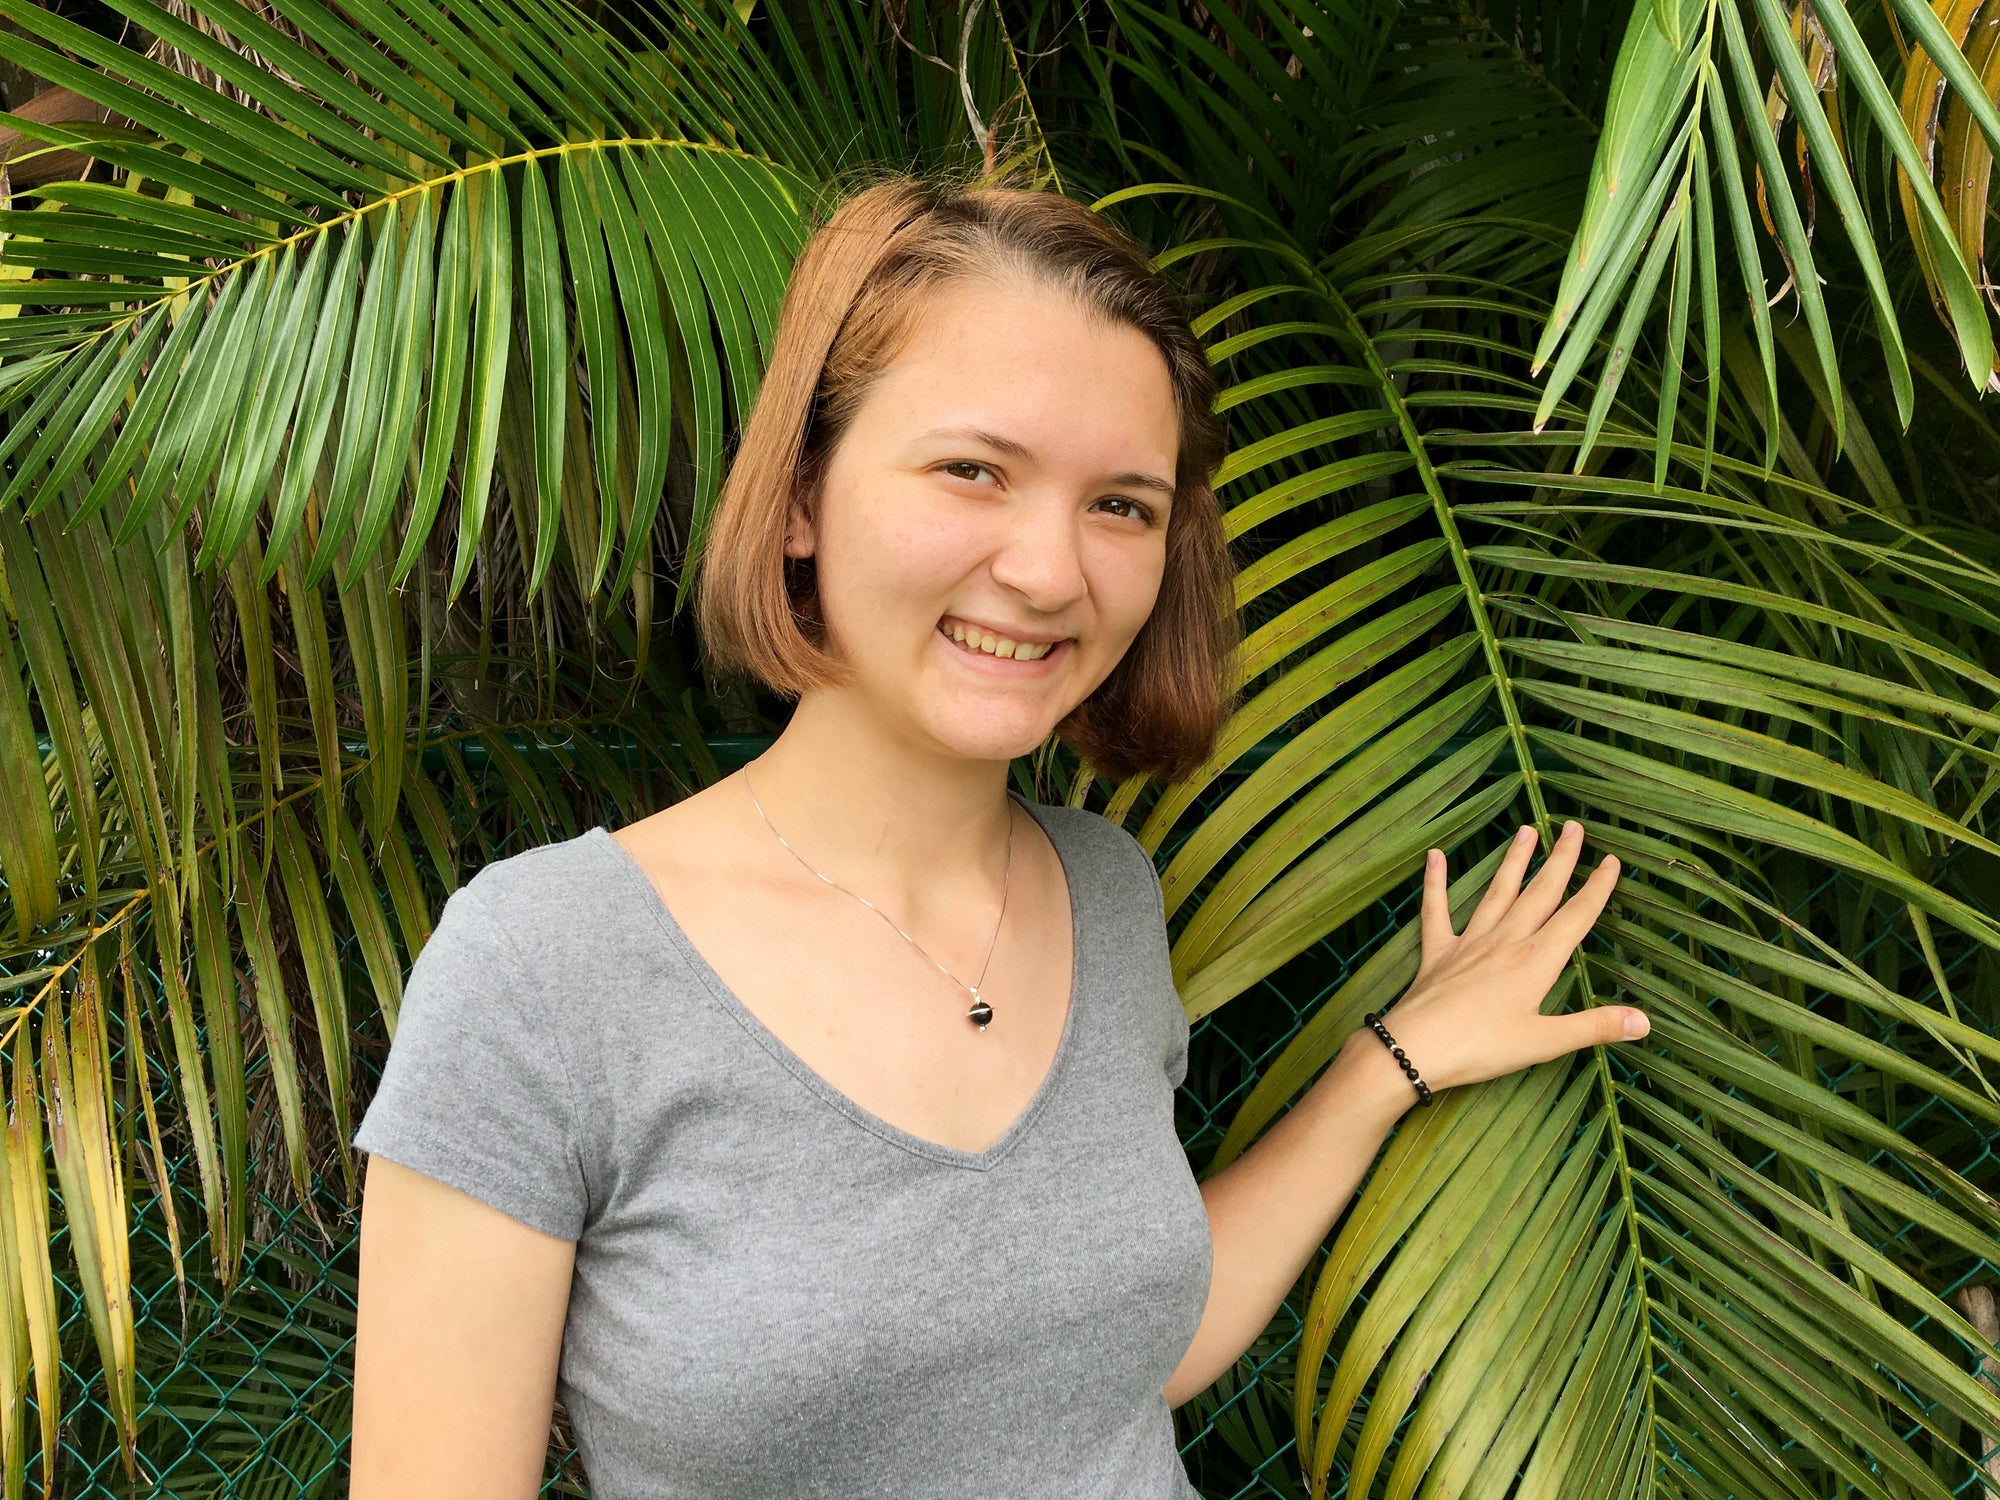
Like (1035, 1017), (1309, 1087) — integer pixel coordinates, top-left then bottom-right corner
(782, 482), (817, 560)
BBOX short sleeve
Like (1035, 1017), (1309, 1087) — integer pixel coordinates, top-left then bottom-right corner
(1163, 977), (1191, 1091)
(1104, 817), (1191, 1092)
(353, 882), (588, 1239)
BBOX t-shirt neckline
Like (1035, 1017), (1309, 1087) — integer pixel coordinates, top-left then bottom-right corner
(587, 789), (1083, 1173)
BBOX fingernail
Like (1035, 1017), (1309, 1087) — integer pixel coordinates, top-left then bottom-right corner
(1427, 848), (1442, 869)
(1624, 1011), (1650, 1039)
(1564, 819), (1581, 838)
(1515, 824), (1535, 843)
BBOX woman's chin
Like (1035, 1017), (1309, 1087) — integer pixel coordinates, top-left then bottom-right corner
(952, 731), (1058, 765)
(915, 706), (1063, 765)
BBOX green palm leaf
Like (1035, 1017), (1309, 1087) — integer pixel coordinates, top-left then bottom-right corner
(0, 0), (1993, 1492)
(1094, 178), (2000, 1496)
(0, 0), (1051, 1474)
(1534, 0), (2000, 467)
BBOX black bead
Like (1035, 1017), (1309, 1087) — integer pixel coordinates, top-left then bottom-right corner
(968, 999), (993, 1029)
(1361, 1009), (1434, 1105)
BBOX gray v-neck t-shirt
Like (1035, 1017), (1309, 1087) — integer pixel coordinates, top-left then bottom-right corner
(353, 793), (1213, 1498)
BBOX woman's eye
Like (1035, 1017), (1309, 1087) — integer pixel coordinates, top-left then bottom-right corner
(1098, 496), (1156, 524)
(940, 461), (996, 484)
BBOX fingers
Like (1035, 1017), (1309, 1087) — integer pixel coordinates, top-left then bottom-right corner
(1546, 1001), (1649, 1059)
(1502, 819), (1588, 936)
(1460, 824), (1540, 942)
(1539, 851), (1621, 954)
(1419, 847), (1454, 966)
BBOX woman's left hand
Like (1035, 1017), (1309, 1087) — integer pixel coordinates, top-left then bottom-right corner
(1365, 819), (1645, 1098)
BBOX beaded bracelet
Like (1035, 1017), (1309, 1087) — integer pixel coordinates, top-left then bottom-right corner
(1362, 1011), (1435, 1106)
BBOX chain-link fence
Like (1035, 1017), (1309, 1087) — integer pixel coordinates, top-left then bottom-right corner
(3, 732), (1995, 1497)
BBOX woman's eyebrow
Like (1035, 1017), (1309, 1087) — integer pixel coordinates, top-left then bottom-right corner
(918, 424), (1035, 460)
(917, 425), (1175, 497)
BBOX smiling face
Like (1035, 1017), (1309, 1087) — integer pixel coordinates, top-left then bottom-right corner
(784, 274), (1182, 765)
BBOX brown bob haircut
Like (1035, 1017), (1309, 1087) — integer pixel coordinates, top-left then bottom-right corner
(694, 169), (1241, 786)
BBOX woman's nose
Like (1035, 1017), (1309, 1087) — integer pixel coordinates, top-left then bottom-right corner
(985, 499), (1088, 612)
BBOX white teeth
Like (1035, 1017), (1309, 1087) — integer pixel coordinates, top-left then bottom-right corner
(942, 622), (1058, 662)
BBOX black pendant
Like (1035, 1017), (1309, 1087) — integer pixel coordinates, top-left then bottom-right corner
(968, 998), (993, 1030)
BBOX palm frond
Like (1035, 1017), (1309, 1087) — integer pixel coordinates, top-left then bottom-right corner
(0, 0), (1994, 1491)
(0, 0), (875, 1453)
(1535, 0), (2000, 468)
(1090, 179), (2000, 1496)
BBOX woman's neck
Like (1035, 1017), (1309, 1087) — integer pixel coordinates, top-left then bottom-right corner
(744, 695), (1024, 900)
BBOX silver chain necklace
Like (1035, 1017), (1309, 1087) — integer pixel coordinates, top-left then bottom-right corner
(740, 765), (1015, 1032)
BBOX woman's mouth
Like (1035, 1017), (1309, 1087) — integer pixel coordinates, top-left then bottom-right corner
(937, 618), (1073, 672)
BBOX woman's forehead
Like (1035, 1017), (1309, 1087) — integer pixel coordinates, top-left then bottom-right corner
(863, 283), (1179, 458)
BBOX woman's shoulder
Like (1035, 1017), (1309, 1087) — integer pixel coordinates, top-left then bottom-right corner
(425, 826), (656, 977)
(360, 831), (614, 1237)
(390, 827), (678, 1094)
(1015, 798), (1162, 910)
(457, 824), (619, 899)
(1022, 796), (1150, 855)
(1009, 795), (1137, 853)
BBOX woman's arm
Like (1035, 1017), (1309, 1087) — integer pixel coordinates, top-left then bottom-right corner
(1164, 1025), (1414, 1407)
(351, 1155), (578, 1498)
(1164, 820), (1645, 1409)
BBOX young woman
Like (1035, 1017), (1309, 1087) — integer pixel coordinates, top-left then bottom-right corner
(348, 173), (1645, 1499)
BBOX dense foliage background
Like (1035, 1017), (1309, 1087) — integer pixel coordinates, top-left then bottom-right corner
(0, 0), (1995, 1494)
